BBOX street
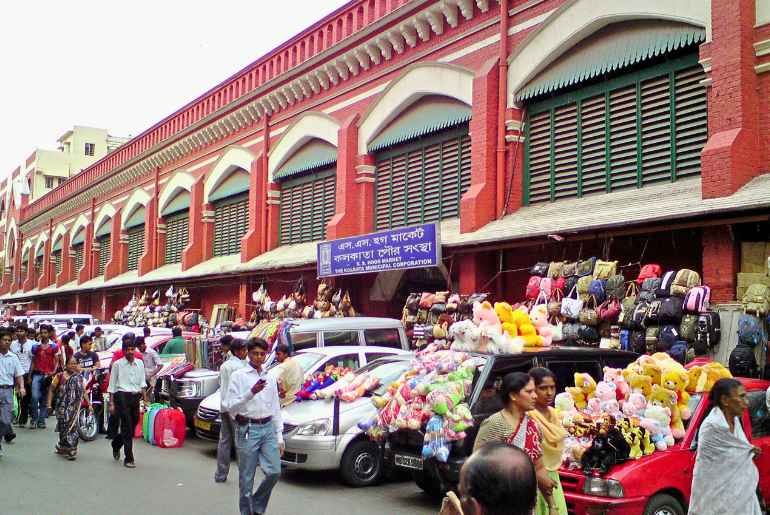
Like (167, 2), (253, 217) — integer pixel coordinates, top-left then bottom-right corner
(2, 425), (437, 515)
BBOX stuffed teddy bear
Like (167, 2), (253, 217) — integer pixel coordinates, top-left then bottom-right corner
(648, 385), (685, 439)
(622, 392), (647, 418)
(641, 362), (662, 387)
(627, 374), (653, 398)
(661, 369), (691, 420)
(640, 405), (675, 450)
(566, 373), (597, 410)
(594, 381), (617, 403)
(422, 415), (450, 462)
(600, 399), (622, 419)
(495, 302), (517, 336)
(528, 304), (553, 346)
(686, 362), (732, 393)
(604, 366), (630, 402)
(473, 301), (501, 330)
(449, 320), (481, 352)
(511, 308), (543, 347)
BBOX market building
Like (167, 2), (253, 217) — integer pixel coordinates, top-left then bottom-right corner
(1, 0), (769, 322)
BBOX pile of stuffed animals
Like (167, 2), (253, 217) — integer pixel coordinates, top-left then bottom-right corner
(114, 287), (197, 329)
(359, 346), (479, 462)
(556, 353), (732, 472)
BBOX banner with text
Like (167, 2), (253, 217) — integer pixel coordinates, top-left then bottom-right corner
(317, 223), (441, 278)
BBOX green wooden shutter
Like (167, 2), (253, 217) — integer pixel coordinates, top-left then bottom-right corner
(127, 226), (145, 271)
(73, 244), (84, 274)
(53, 250), (62, 276)
(97, 234), (111, 276)
(279, 168), (335, 245)
(374, 125), (471, 230)
(164, 212), (189, 264)
(213, 193), (249, 256)
(524, 54), (706, 204)
(34, 256), (43, 276)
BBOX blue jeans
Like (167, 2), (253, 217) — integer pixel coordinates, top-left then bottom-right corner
(30, 374), (50, 425)
(235, 421), (281, 515)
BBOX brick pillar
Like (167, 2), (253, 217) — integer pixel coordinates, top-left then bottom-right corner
(265, 183), (281, 251)
(702, 225), (739, 303)
(38, 238), (52, 290)
(461, 57), (499, 233)
(701, 0), (760, 198)
(22, 255), (35, 292)
(78, 222), (94, 285)
(327, 114), (362, 239)
(238, 278), (248, 318)
(105, 210), (124, 280)
(202, 202), (215, 261)
(241, 153), (266, 262)
(138, 198), (158, 276)
(356, 159), (375, 234)
(182, 178), (205, 271)
(56, 233), (71, 286)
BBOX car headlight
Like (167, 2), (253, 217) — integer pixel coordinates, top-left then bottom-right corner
(582, 476), (624, 498)
(175, 380), (202, 398)
(296, 418), (331, 436)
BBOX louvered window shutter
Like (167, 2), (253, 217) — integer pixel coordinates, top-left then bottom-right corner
(164, 212), (189, 264)
(213, 193), (249, 256)
(524, 55), (707, 204)
(34, 257), (43, 277)
(53, 250), (62, 276)
(279, 168), (336, 245)
(73, 244), (84, 274)
(97, 235), (111, 276)
(127, 226), (145, 271)
(374, 125), (471, 231)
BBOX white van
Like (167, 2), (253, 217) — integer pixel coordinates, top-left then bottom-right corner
(30, 313), (98, 329)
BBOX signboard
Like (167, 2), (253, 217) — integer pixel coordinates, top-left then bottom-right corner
(317, 223), (441, 278)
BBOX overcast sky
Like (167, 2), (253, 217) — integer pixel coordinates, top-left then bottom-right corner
(0, 0), (347, 179)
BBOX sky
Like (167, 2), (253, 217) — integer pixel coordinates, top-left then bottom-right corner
(0, 0), (347, 179)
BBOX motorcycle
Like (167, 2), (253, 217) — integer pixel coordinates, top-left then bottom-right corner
(77, 370), (107, 442)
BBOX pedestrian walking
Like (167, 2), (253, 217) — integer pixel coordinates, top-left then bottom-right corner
(214, 338), (247, 483)
(439, 442), (538, 515)
(0, 328), (25, 458)
(688, 378), (762, 515)
(48, 356), (87, 461)
(224, 338), (284, 515)
(30, 325), (60, 429)
(136, 336), (161, 402)
(10, 324), (35, 429)
(274, 344), (303, 408)
(107, 339), (147, 468)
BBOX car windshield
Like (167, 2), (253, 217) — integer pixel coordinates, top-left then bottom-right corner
(267, 352), (324, 373)
(684, 394), (703, 430)
(354, 360), (412, 396)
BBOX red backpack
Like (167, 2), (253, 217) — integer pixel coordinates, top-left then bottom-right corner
(636, 264), (662, 285)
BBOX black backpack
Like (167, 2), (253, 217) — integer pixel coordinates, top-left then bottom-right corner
(667, 341), (688, 364)
(658, 325), (681, 349)
(694, 312), (721, 350)
(631, 301), (650, 330)
(655, 271), (676, 298)
(630, 330), (646, 354)
(729, 343), (759, 378)
(639, 278), (662, 302)
(658, 297), (684, 324)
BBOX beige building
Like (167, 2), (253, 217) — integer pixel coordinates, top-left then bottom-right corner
(22, 126), (129, 200)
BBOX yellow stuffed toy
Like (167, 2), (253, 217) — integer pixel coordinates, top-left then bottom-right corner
(661, 369), (691, 420)
(649, 384), (685, 439)
(494, 302), (517, 337)
(565, 372), (596, 410)
(687, 362), (732, 393)
(627, 374), (653, 398)
(510, 308), (542, 347)
(641, 362), (662, 387)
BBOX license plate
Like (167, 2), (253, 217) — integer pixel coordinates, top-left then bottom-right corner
(194, 418), (211, 431)
(394, 453), (423, 470)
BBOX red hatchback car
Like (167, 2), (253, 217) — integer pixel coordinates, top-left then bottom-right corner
(561, 377), (770, 515)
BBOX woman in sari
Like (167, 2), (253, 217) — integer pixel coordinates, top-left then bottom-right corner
(689, 378), (761, 515)
(528, 368), (568, 515)
(473, 372), (557, 514)
(47, 356), (86, 461)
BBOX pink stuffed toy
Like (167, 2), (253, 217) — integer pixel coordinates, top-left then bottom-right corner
(603, 366), (630, 402)
(594, 381), (616, 403)
(473, 301), (501, 330)
(528, 304), (553, 347)
(622, 392), (647, 418)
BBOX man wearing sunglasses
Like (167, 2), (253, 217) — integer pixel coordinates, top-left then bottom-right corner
(224, 338), (284, 515)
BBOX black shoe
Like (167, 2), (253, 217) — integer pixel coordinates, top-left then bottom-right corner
(113, 448), (120, 461)
(3, 432), (15, 443)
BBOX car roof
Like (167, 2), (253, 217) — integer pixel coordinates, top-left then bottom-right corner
(478, 346), (639, 362)
(288, 317), (404, 332)
(295, 345), (409, 357)
(737, 377), (770, 390)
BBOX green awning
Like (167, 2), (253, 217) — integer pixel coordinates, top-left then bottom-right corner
(368, 96), (472, 153)
(516, 21), (706, 102)
(274, 140), (337, 182)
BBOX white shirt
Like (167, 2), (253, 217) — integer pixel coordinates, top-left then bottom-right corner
(107, 357), (147, 393)
(10, 339), (35, 374)
(219, 354), (246, 412)
(0, 350), (24, 386)
(142, 347), (162, 380)
(224, 364), (284, 443)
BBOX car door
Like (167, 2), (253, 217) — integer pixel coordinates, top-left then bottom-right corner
(746, 389), (770, 501)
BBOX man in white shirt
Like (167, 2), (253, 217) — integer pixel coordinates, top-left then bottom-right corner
(107, 339), (147, 468)
(214, 338), (247, 483)
(0, 328), (25, 457)
(10, 324), (35, 428)
(137, 337), (162, 401)
(224, 338), (284, 515)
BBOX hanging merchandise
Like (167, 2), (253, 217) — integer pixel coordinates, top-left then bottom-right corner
(113, 285), (199, 329)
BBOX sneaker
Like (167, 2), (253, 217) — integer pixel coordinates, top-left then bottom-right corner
(214, 476), (227, 483)
(113, 448), (120, 461)
(4, 432), (15, 443)
(124, 461), (136, 468)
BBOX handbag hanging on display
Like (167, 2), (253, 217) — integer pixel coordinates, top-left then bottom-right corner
(561, 286), (584, 321)
(579, 296), (599, 326)
(548, 289), (563, 318)
(530, 262), (550, 277)
(598, 298), (621, 322)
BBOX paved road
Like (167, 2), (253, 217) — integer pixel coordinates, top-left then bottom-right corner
(2, 425), (438, 515)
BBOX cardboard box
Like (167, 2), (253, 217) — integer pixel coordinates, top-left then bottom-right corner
(741, 242), (768, 273)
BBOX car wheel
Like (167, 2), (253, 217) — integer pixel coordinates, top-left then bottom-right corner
(644, 493), (685, 515)
(411, 469), (446, 498)
(340, 440), (383, 487)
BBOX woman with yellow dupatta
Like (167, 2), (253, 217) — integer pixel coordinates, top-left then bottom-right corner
(529, 367), (568, 515)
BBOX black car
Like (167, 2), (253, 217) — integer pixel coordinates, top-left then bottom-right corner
(382, 346), (638, 496)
